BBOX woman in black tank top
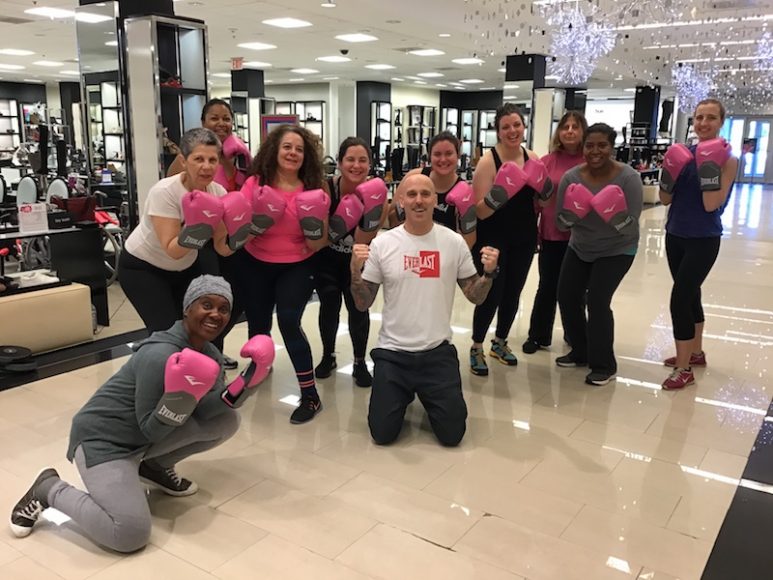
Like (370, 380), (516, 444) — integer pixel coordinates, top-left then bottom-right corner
(468, 103), (540, 376)
(389, 132), (476, 248)
(313, 137), (387, 388)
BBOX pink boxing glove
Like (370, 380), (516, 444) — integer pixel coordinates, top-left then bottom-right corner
(557, 183), (594, 229)
(178, 190), (224, 250)
(222, 191), (253, 251)
(249, 182), (286, 235)
(590, 185), (634, 232)
(659, 144), (693, 194)
(154, 349), (221, 426)
(221, 335), (275, 408)
(295, 189), (330, 240)
(485, 161), (528, 210)
(445, 181), (477, 234)
(214, 165), (248, 190)
(329, 193), (365, 243)
(696, 138), (731, 191)
(524, 158), (554, 201)
(221, 134), (251, 162)
(355, 178), (387, 232)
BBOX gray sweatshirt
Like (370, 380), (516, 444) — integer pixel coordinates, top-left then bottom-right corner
(555, 162), (643, 262)
(66, 321), (230, 468)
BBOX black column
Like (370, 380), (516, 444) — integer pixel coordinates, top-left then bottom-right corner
(564, 89), (587, 115)
(505, 54), (546, 88)
(58, 82), (81, 148)
(232, 69), (265, 98)
(356, 81), (390, 144)
(633, 85), (661, 140)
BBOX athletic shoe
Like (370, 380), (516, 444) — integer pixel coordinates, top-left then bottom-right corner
(662, 367), (695, 390)
(490, 339), (518, 366)
(522, 339), (548, 354)
(10, 468), (59, 538)
(555, 352), (588, 367)
(664, 352), (706, 368)
(139, 462), (198, 496)
(352, 360), (373, 388)
(314, 354), (337, 379)
(222, 355), (239, 370)
(470, 347), (489, 376)
(290, 397), (323, 424)
(585, 372), (616, 386)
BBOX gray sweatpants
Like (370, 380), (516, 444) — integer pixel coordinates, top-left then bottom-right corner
(47, 410), (239, 553)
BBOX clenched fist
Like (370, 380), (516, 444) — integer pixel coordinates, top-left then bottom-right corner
(351, 243), (370, 272)
(479, 245), (500, 274)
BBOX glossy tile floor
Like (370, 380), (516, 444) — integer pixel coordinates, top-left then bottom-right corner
(1, 184), (772, 579)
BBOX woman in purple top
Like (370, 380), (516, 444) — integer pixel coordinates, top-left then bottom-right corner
(659, 98), (738, 390)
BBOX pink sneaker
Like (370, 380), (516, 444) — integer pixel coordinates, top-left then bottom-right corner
(663, 351), (706, 368)
(662, 368), (695, 390)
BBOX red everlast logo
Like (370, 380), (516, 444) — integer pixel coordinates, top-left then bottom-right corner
(403, 251), (440, 278)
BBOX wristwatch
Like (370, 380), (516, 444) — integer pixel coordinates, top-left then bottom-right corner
(483, 266), (500, 279)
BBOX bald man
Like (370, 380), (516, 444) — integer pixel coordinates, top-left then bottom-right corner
(350, 174), (500, 446)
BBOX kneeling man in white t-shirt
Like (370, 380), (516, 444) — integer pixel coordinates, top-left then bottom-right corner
(350, 174), (499, 446)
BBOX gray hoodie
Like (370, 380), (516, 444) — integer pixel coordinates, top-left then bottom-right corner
(67, 321), (228, 468)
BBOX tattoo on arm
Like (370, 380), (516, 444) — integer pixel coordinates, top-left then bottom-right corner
(350, 275), (380, 311)
(458, 273), (493, 305)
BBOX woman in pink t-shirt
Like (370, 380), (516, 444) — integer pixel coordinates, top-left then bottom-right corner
(232, 125), (330, 424)
(522, 111), (587, 354)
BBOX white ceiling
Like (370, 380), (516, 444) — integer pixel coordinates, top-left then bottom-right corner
(0, 0), (770, 104)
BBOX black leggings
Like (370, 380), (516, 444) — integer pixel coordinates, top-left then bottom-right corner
(314, 248), (370, 359)
(118, 250), (203, 333)
(195, 242), (245, 352)
(558, 248), (634, 375)
(472, 237), (537, 344)
(233, 251), (315, 381)
(527, 240), (570, 345)
(666, 234), (720, 341)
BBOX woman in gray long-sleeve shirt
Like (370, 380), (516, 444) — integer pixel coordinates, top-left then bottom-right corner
(9, 276), (240, 553)
(553, 123), (643, 386)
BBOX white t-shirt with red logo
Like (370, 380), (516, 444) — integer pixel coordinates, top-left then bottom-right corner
(362, 224), (477, 352)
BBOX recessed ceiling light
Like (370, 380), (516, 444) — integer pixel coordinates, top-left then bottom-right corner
(459, 78), (484, 84)
(438, 33), (451, 38)
(409, 49), (445, 56)
(262, 17), (312, 28)
(24, 7), (74, 18)
(34, 60), (63, 67)
(238, 42), (278, 51)
(414, 80), (427, 85)
(243, 61), (272, 68)
(479, 87), (496, 90)
(453, 58), (484, 65)
(320, 1), (336, 6)
(0, 49), (35, 56)
(417, 72), (443, 78)
(504, 83), (520, 89)
(545, 75), (561, 80)
(624, 88), (637, 92)
(291, 68), (318, 74)
(498, 67), (506, 73)
(105, 41), (118, 47)
(336, 33), (378, 43)
(0, 64), (25, 70)
(265, 79), (274, 83)
(404, 75), (421, 80)
(60, 70), (80, 76)
(24, 78), (44, 83)
(316, 55), (351, 63)
(391, 77), (404, 81)
(365, 64), (395, 70)
(289, 78), (305, 82)
(75, 12), (113, 23)
(435, 83), (447, 87)
(323, 76), (339, 80)
(211, 73), (231, 78)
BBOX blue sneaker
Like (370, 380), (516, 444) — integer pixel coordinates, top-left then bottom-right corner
(470, 347), (488, 376)
(490, 339), (518, 366)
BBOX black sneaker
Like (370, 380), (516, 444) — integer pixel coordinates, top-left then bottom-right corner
(139, 462), (198, 497)
(555, 352), (588, 367)
(585, 372), (616, 386)
(314, 354), (337, 379)
(352, 360), (373, 388)
(522, 339), (548, 354)
(10, 468), (59, 538)
(222, 355), (239, 370)
(290, 397), (323, 424)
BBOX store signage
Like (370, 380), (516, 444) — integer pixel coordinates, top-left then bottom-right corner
(18, 203), (48, 233)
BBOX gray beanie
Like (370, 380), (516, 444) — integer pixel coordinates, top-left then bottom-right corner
(183, 275), (233, 313)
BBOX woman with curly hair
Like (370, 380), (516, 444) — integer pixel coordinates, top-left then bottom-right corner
(233, 124), (330, 423)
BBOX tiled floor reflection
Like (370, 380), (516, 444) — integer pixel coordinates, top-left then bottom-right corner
(2, 186), (773, 579)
